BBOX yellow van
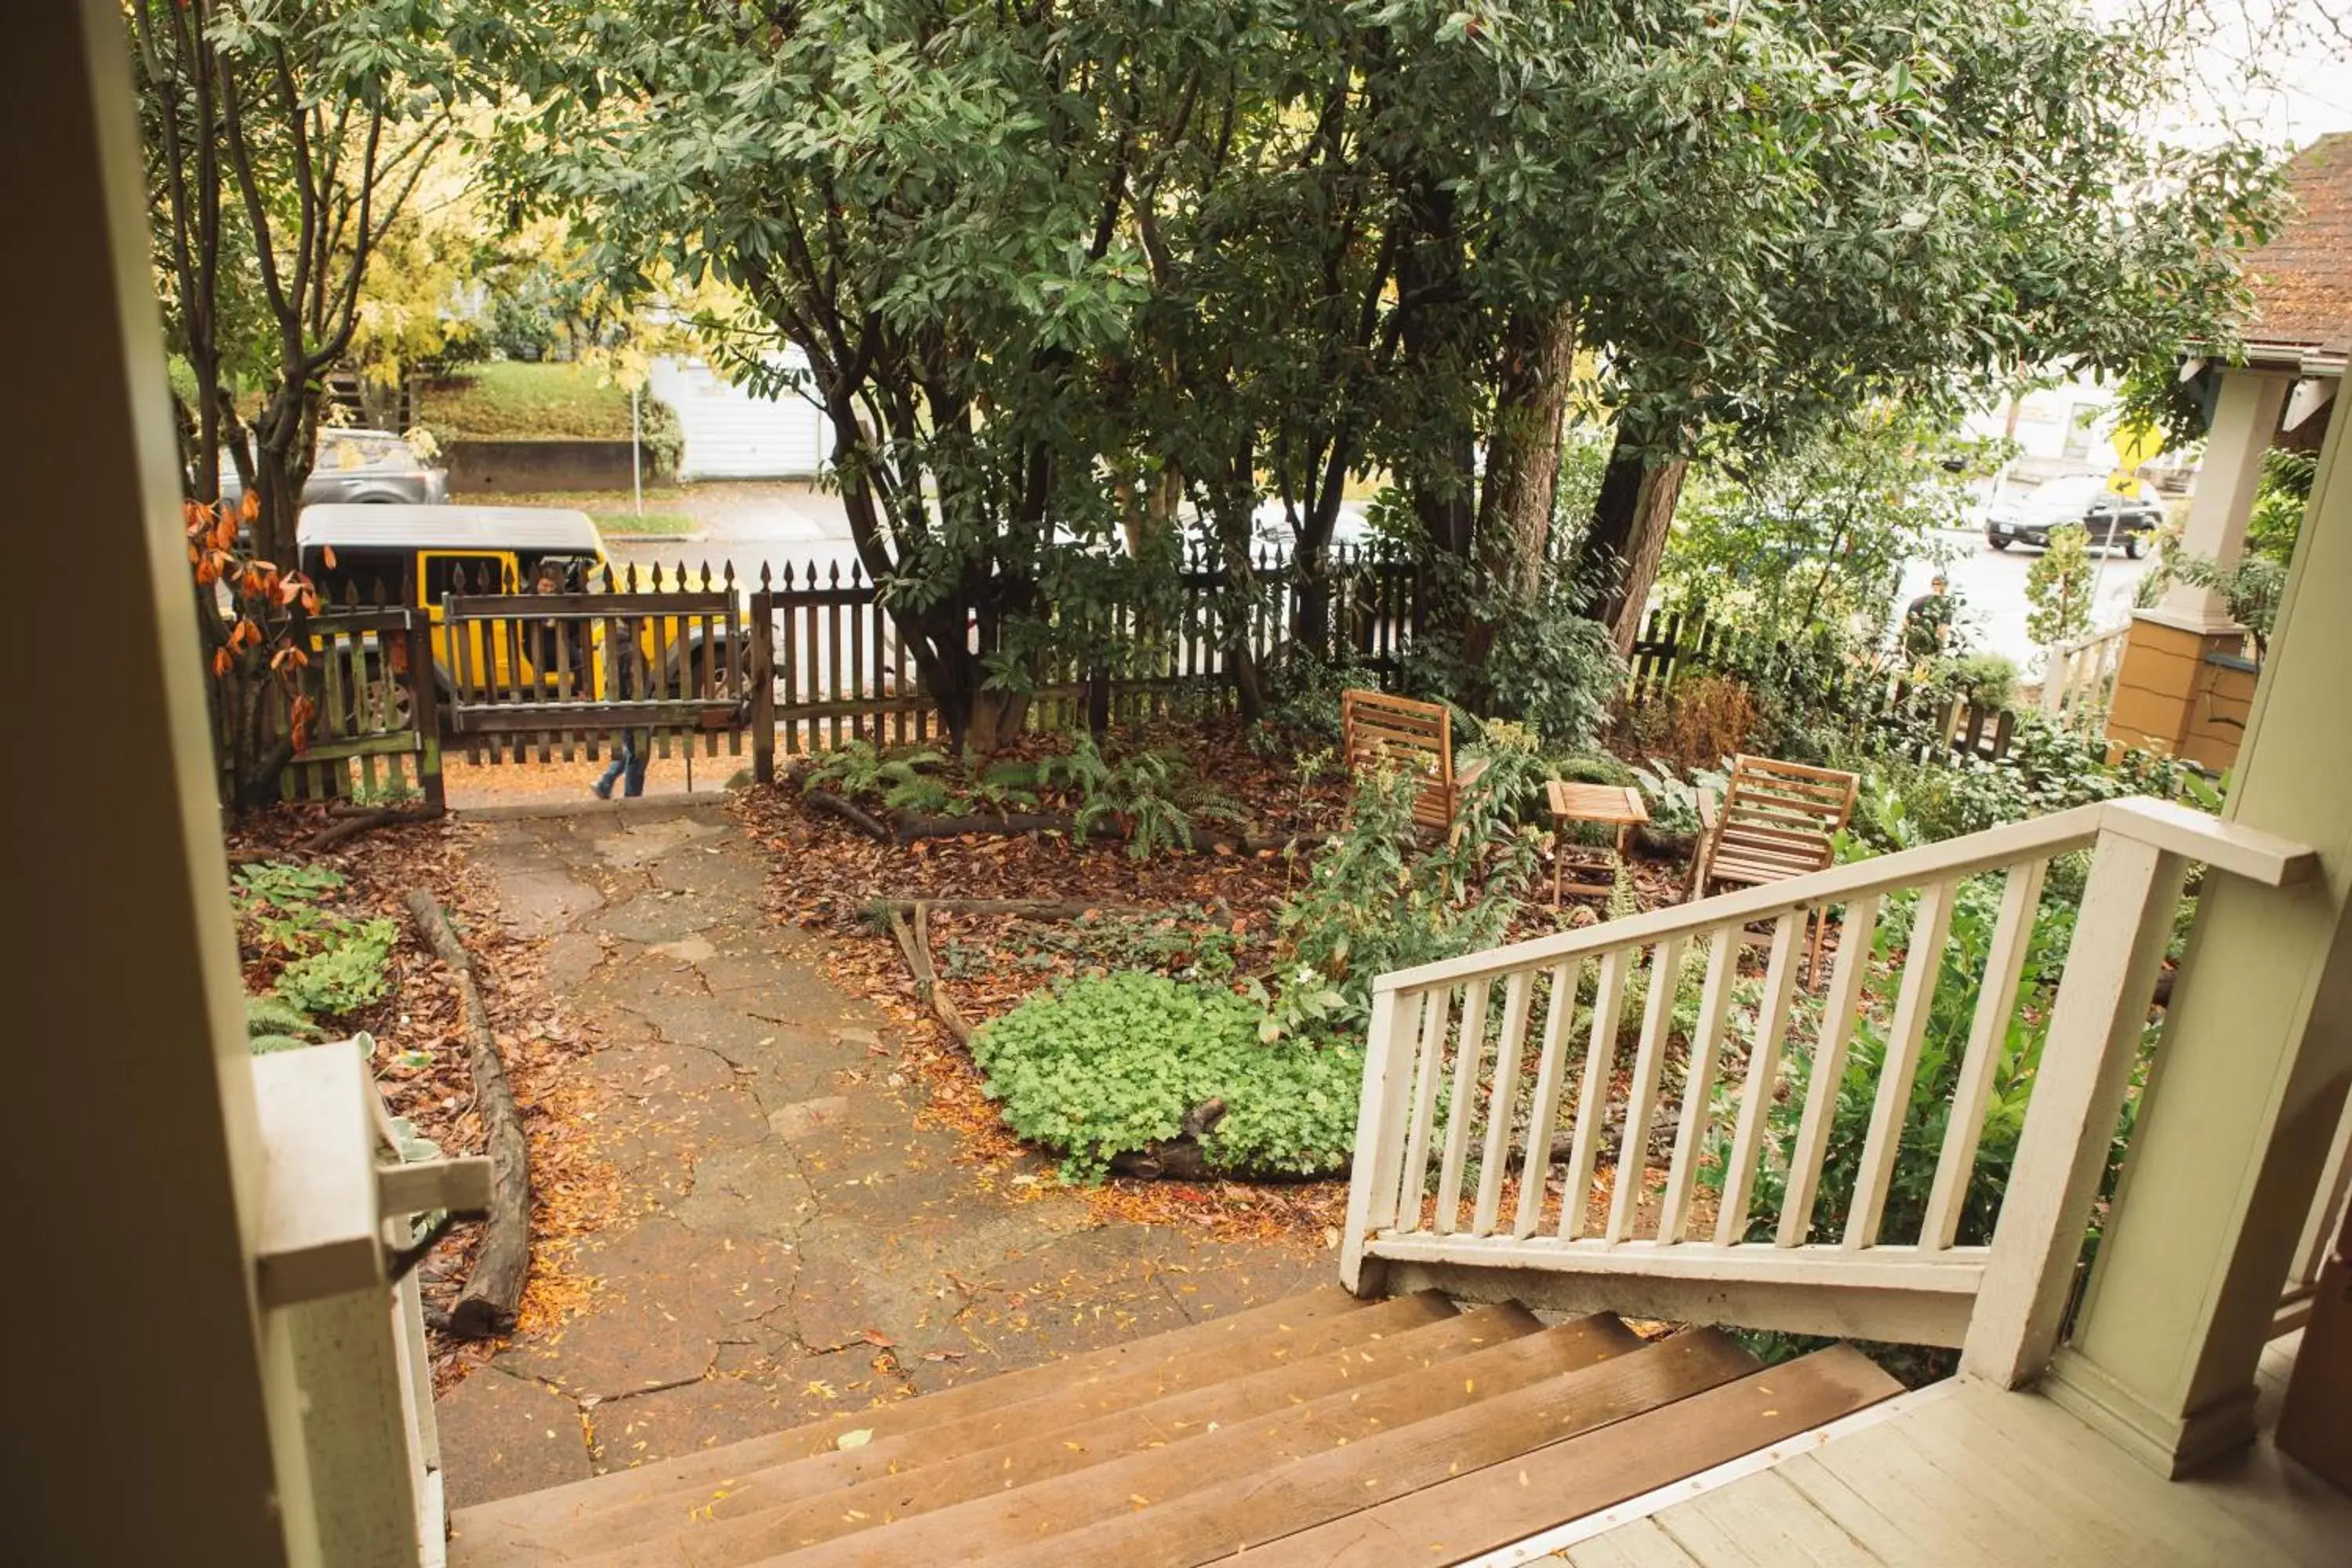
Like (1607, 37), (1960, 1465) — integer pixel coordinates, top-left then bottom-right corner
(296, 504), (742, 715)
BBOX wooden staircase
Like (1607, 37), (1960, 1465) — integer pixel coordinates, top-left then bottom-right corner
(448, 1288), (1901, 1567)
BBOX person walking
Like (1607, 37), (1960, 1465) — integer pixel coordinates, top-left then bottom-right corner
(1901, 572), (1957, 661)
(593, 615), (651, 798)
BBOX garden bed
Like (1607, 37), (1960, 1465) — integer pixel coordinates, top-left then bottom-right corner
(733, 715), (1695, 1217)
(223, 805), (623, 1387)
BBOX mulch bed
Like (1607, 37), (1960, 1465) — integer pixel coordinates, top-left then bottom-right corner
(225, 804), (625, 1389)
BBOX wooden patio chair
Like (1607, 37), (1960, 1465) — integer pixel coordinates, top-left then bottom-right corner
(1340, 689), (1488, 833)
(1690, 753), (1861, 981)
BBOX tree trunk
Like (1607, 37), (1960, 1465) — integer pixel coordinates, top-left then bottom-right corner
(1462, 307), (1579, 673)
(1575, 427), (1689, 655)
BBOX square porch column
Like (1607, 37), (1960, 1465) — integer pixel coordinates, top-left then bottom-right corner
(2046, 381), (2352, 1475)
(2103, 368), (2291, 770)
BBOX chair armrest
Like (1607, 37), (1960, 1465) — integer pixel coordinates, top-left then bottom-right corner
(1696, 787), (1720, 833)
(1455, 755), (1491, 787)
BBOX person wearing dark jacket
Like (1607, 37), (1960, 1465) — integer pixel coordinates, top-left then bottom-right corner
(593, 618), (651, 798)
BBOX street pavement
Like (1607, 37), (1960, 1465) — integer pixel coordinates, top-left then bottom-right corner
(1891, 528), (2154, 673)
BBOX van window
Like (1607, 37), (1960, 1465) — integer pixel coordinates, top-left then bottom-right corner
(307, 547), (410, 607)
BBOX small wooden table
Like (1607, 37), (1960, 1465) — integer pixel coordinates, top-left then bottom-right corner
(1546, 781), (1649, 903)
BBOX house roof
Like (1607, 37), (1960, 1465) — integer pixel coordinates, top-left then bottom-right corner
(2242, 132), (2352, 354)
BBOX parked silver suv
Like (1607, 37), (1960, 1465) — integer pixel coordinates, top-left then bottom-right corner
(219, 428), (448, 507)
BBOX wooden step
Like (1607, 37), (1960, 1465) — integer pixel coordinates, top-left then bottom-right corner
(600, 1302), (1544, 1568)
(1230, 1343), (1905, 1566)
(747, 1311), (1649, 1566)
(967, 1327), (1762, 1568)
(449, 1286), (1403, 1563)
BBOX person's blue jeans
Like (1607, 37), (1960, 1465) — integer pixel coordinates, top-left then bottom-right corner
(595, 733), (647, 798)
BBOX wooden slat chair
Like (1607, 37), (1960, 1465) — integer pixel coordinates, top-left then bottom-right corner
(1340, 689), (1488, 833)
(1690, 754), (1861, 980)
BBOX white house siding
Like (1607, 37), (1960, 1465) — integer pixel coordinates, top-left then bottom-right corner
(648, 354), (828, 480)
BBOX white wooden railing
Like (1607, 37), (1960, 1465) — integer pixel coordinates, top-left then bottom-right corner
(255, 1043), (490, 1566)
(2040, 622), (2131, 731)
(1340, 797), (2314, 1385)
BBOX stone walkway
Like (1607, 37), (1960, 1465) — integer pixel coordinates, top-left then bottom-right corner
(434, 800), (1327, 1509)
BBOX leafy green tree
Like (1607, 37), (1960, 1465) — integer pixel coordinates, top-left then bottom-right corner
(1548, 0), (2281, 648)
(1662, 408), (1987, 646)
(133, 0), (471, 798)
(477, 0), (2278, 745)
(2027, 525), (2097, 648)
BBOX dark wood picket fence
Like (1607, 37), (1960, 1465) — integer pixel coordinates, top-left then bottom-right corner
(1628, 604), (2016, 766)
(213, 607), (445, 808)
(242, 553), (2023, 801)
(747, 543), (1421, 760)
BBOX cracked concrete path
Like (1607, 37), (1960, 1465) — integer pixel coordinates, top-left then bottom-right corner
(435, 800), (1327, 1509)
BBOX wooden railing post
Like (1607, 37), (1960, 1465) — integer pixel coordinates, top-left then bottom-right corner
(1340, 985), (1418, 1295)
(1962, 831), (2188, 1388)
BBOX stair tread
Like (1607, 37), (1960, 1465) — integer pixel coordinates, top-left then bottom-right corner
(448, 1286), (1389, 1559)
(964, 1326), (1764, 1568)
(597, 1302), (1544, 1568)
(744, 1311), (1649, 1566)
(1229, 1343), (1906, 1566)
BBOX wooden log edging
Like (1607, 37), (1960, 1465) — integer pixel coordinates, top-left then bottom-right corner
(404, 890), (532, 1338)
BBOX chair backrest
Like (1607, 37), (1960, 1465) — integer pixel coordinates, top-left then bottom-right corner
(1341, 688), (1456, 830)
(1708, 754), (1860, 883)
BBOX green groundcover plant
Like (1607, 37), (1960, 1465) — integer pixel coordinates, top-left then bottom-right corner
(971, 971), (1362, 1182)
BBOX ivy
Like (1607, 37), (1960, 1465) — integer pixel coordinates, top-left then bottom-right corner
(971, 972), (1362, 1183)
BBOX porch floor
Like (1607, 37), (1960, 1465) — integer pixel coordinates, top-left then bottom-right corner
(1519, 1334), (2350, 1566)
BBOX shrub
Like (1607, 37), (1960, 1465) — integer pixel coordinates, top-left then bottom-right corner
(1552, 752), (1637, 788)
(971, 971), (1362, 1181)
(1941, 652), (2018, 712)
(1250, 647), (1381, 757)
(1273, 752), (1544, 1031)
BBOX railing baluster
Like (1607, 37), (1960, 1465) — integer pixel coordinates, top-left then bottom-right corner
(1560, 949), (1632, 1240)
(1607, 936), (1688, 1243)
(1779, 894), (1883, 1247)
(1714, 913), (1806, 1245)
(1512, 960), (1582, 1239)
(1921, 860), (2048, 1250)
(1657, 927), (1740, 1243)
(1845, 880), (1958, 1248)
(1395, 988), (1450, 1232)
(1472, 970), (1536, 1236)
(1434, 977), (1490, 1234)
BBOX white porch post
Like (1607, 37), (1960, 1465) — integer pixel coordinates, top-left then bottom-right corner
(3, 4), (318, 1563)
(2046, 389), (2352, 1475)
(2155, 368), (2292, 631)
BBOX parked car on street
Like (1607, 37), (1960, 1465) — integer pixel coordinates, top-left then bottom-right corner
(220, 428), (448, 508)
(1984, 473), (2163, 557)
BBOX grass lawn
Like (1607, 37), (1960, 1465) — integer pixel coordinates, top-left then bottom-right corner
(442, 488), (702, 539)
(590, 510), (697, 535)
(423, 361), (636, 441)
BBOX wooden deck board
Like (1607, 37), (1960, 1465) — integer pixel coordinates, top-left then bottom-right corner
(1530, 1373), (2352, 1568)
(1563, 1521), (1706, 1567)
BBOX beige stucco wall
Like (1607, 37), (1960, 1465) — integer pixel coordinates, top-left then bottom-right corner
(1, 4), (314, 1562)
